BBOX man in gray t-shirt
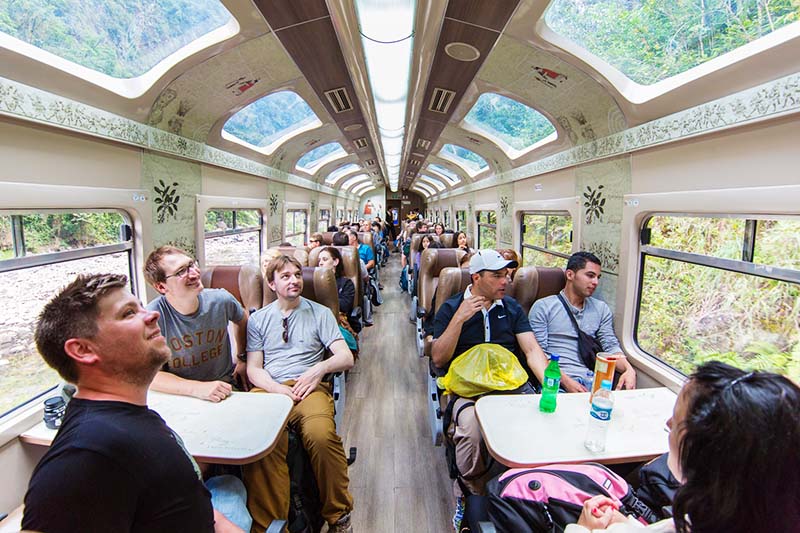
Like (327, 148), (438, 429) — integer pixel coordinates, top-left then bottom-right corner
(144, 246), (248, 403)
(529, 251), (636, 393)
(244, 255), (354, 533)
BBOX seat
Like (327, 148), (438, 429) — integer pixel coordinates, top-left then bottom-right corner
(439, 234), (455, 248)
(266, 246), (309, 266)
(307, 245), (364, 323)
(416, 248), (466, 357)
(509, 266), (566, 316)
(357, 231), (375, 260)
(320, 232), (337, 245)
(200, 264), (263, 314)
(423, 266), (471, 446)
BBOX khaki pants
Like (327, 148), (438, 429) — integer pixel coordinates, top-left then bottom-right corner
(243, 382), (353, 532)
(446, 395), (502, 498)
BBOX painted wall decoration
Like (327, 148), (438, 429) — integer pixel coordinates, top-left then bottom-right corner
(266, 183), (285, 247)
(497, 185), (513, 247)
(583, 185), (606, 224)
(142, 152), (200, 255)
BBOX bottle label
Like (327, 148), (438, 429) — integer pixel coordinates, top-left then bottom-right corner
(545, 377), (560, 389)
(590, 405), (612, 421)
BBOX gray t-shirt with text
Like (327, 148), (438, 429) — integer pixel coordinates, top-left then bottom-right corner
(147, 289), (244, 384)
(247, 297), (343, 383)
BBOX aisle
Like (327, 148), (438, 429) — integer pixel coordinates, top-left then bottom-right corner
(341, 254), (454, 532)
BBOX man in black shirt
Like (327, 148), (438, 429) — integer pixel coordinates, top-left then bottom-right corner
(22, 273), (243, 533)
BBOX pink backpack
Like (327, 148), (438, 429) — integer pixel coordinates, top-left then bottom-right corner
(487, 463), (659, 532)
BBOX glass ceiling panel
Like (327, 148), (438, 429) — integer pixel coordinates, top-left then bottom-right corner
(0, 0), (233, 79)
(545, 0), (800, 85)
(440, 144), (488, 175)
(427, 163), (461, 185)
(223, 91), (319, 148)
(296, 142), (346, 172)
(413, 183), (435, 197)
(464, 93), (555, 151)
(325, 163), (362, 185)
(342, 174), (370, 190)
(351, 183), (374, 195)
(418, 174), (445, 192)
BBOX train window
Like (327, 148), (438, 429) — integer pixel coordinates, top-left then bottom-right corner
(456, 210), (467, 231)
(222, 91), (321, 151)
(318, 209), (331, 232)
(296, 142), (346, 173)
(427, 163), (461, 185)
(285, 210), (307, 246)
(0, 0), (233, 79)
(0, 210), (133, 418)
(637, 214), (800, 381)
(418, 174), (446, 192)
(463, 93), (556, 155)
(444, 210), (451, 229)
(439, 144), (488, 177)
(520, 213), (572, 268)
(204, 209), (261, 266)
(476, 211), (496, 249)
(545, 0), (800, 86)
(326, 163), (362, 185)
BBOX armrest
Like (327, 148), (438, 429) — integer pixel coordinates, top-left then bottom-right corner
(265, 519), (287, 533)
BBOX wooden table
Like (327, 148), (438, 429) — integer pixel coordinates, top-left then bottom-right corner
(475, 387), (676, 468)
(20, 390), (293, 465)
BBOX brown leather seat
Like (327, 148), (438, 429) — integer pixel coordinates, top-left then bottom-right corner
(357, 231), (375, 260)
(434, 267), (472, 313)
(308, 245), (364, 310)
(417, 248), (466, 318)
(508, 266), (566, 316)
(439, 234), (455, 248)
(267, 246), (309, 266)
(200, 264), (263, 313)
(409, 233), (441, 259)
(321, 232), (337, 245)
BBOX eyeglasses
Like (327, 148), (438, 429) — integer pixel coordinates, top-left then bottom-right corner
(165, 260), (199, 280)
(282, 316), (289, 343)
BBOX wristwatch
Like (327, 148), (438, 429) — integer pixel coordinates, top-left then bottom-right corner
(236, 352), (247, 362)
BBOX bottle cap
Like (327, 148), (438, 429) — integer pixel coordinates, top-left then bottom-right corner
(600, 379), (612, 390)
(549, 354), (560, 361)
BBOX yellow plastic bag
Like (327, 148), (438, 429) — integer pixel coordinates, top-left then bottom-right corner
(437, 343), (528, 397)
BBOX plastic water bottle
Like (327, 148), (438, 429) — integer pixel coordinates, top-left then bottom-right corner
(539, 354), (561, 413)
(585, 380), (614, 452)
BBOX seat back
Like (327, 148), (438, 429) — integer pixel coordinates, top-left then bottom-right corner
(434, 267), (472, 314)
(308, 245), (363, 309)
(357, 231), (375, 259)
(321, 232), (337, 245)
(200, 264), (263, 313)
(509, 266), (566, 315)
(418, 248), (466, 316)
(410, 233), (441, 258)
(300, 266), (340, 317)
(439, 234), (455, 248)
(266, 246), (309, 266)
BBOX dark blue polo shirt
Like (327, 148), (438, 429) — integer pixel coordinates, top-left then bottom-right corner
(433, 289), (533, 378)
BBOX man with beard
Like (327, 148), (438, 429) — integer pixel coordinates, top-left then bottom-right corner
(529, 251), (636, 392)
(23, 273), (242, 532)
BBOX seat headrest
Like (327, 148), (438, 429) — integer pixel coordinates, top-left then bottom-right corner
(508, 266), (539, 316)
(536, 267), (566, 301)
(200, 264), (263, 313)
(418, 248), (466, 313)
(266, 247), (309, 266)
(435, 267), (472, 314)
(307, 245), (364, 309)
(300, 267), (340, 317)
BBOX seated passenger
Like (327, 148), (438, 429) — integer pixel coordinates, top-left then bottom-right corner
(455, 231), (472, 253)
(23, 273), (246, 533)
(499, 249), (520, 280)
(432, 250), (549, 529)
(568, 361), (800, 533)
(244, 256), (355, 533)
(309, 232), (324, 249)
(143, 246), (249, 401)
(434, 222), (445, 236)
(318, 246), (360, 346)
(529, 251), (636, 392)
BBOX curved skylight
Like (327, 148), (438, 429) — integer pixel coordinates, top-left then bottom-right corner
(351, 183), (374, 196)
(222, 91), (320, 151)
(296, 142), (347, 173)
(427, 163), (461, 186)
(0, 0), (233, 79)
(418, 174), (446, 192)
(325, 163), (362, 185)
(342, 174), (371, 191)
(412, 183), (435, 197)
(464, 93), (556, 153)
(545, 0), (800, 85)
(440, 144), (489, 177)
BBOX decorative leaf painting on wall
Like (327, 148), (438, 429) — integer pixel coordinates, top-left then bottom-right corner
(584, 185), (605, 224)
(500, 196), (510, 218)
(154, 179), (180, 223)
(269, 193), (280, 216)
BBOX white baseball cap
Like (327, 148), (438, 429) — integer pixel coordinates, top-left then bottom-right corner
(468, 249), (518, 274)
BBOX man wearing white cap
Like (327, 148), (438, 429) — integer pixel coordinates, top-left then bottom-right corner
(432, 250), (549, 529)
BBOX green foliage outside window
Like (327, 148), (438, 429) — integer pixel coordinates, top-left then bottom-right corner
(0, 0), (232, 78)
(0, 212), (126, 258)
(546, 0), (800, 85)
(521, 213), (572, 268)
(464, 93), (556, 151)
(204, 209), (260, 232)
(477, 211), (497, 249)
(223, 91), (318, 148)
(638, 215), (800, 381)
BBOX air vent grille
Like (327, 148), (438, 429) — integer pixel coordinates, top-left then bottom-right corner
(324, 87), (353, 113)
(410, 159), (421, 166)
(429, 88), (456, 113)
(416, 138), (431, 150)
(354, 137), (368, 149)
(365, 159), (375, 166)
(406, 170), (416, 177)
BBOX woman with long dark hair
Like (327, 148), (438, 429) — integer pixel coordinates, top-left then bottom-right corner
(568, 361), (800, 533)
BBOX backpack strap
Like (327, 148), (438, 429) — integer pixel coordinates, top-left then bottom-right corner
(557, 293), (584, 338)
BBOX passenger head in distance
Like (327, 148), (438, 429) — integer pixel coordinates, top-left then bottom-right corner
(309, 232), (324, 249)
(577, 361), (800, 533)
(318, 246), (345, 279)
(332, 231), (349, 246)
(455, 231), (471, 253)
(434, 223), (445, 236)
(499, 249), (521, 280)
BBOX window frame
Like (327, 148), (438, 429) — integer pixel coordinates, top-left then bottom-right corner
(519, 211), (573, 267)
(284, 209), (308, 246)
(318, 208), (331, 232)
(202, 207), (263, 266)
(476, 210), (497, 249)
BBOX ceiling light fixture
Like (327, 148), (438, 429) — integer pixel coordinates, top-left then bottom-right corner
(355, 0), (416, 192)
